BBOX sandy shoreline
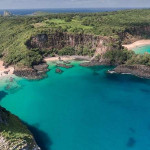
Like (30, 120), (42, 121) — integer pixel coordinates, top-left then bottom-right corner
(123, 40), (150, 50)
(0, 60), (14, 78)
(44, 55), (91, 62)
(0, 56), (89, 79)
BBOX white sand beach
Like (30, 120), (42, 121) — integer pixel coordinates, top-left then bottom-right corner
(44, 56), (91, 62)
(123, 40), (150, 50)
(0, 60), (14, 78)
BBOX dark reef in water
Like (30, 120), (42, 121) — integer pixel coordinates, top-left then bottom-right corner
(0, 91), (8, 101)
(56, 63), (74, 69)
(140, 88), (150, 93)
(127, 137), (136, 148)
(25, 123), (53, 150)
(55, 68), (64, 74)
(129, 128), (136, 134)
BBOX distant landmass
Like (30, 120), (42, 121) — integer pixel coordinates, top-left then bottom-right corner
(0, 8), (139, 15)
(3, 10), (13, 16)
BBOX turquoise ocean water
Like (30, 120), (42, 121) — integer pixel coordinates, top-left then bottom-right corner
(1, 61), (150, 150)
(133, 45), (150, 54)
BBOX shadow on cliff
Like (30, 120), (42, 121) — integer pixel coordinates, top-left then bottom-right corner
(24, 122), (53, 150)
(0, 91), (8, 101)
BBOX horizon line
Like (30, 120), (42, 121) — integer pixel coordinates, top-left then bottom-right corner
(0, 7), (150, 10)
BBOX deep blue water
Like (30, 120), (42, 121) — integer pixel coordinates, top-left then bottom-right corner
(1, 61), (150, 150)
(0, 8), (140, 15)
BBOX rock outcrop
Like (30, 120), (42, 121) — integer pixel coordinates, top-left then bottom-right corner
(119, 26), (150, 44)
(55, 68), (63, 74)
(0, 106), (40, 150)
(80, 58), (112, 67)
(3, 11), (12, 17)
(56, 63), (74, 69)
(112, 65), (150, 79)
(14, 63), (49, 79)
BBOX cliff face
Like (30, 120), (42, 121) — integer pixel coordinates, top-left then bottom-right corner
(26, 32), (120, 55)
(0, 106), (40, 150)
(119, 26), (150, 44)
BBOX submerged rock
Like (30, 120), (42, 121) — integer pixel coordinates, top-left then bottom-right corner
(33, 63), (48, 72)
(80, 61), (102, 67)
(0, 91), (8, 101)
(129, 127), (136, 133)
(127, 137), (136, 148)
(63, 61), (71, 64)
(80, 58), (111, 67)
(56, 63), (74, 69)
(55, 68), (63, 74)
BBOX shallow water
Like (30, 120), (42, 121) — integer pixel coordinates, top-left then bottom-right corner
(133, 45), (150, 54)
(1, 61), (150, 150)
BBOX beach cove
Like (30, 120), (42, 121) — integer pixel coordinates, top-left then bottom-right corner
(123, 40), (150, 54)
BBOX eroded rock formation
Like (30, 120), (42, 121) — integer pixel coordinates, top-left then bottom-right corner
(26, 32), (120, 55)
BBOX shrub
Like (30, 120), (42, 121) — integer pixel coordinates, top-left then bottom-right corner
(126, 53), (150, 66)
(104, 49), (135, 65)
(58, 47), (76, 56)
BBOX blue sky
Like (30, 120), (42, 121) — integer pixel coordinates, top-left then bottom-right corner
(0, 0), (150, 9)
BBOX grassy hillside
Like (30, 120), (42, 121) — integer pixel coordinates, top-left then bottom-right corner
(1, 9), (150, 67)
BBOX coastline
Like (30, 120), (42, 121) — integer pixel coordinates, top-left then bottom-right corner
(0, 60), (14, 78)
(123, 40), (150, 50)
(111, 64), (150, 79)
(44, 56), (91, 62)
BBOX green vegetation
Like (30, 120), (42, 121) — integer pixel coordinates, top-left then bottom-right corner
(52, 46), (96, 56)
(1, 9), (150, 67)
(58, 47), (76, 56)
(104, 49), (135, 65)
(126, 53), (150, 66)
(0, 109), (35, 149)
(77, 46), (96, 57)
(104, 49), (150, 66)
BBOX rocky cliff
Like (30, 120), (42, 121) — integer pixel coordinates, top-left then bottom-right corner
(0, 106), (40, 150)
(26, 32), (120, 55)
(119, 26), (150, 44)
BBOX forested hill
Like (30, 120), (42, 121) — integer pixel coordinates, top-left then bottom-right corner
(1, 9), (150, 67)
